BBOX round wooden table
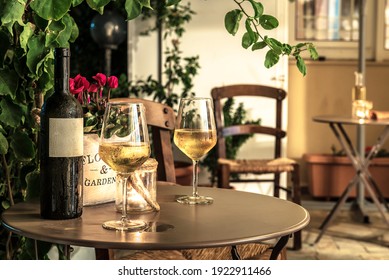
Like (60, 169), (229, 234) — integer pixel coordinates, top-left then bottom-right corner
(2, 183), (309, 259)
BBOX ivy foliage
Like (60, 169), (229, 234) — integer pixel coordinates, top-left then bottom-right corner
(0, 0), (155, 260)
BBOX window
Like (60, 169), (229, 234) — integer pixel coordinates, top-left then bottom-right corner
(385, 1), (389, 49)
(289, 0), (377, 60)
(295, 0), (360, 41)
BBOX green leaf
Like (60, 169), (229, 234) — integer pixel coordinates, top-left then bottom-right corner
(125, 0), (143, 20)
(25, 170), (40, 200)
(0, 132), (8, 155)
(264, 49), (280, 69)
(282, 44), (292, 55)
(242, 32), (253, 49)
(252, 41), (267, 51)
(37, 64), (54, 93)
(308, 44), (319, 60)
(30, 0), (72, 21)
(72, 0), (84, 7)
(0, 30), (10, 68)
(26, 34), (50, 77)
(225, 9), (243, 36)
(0, 125), (6, 134)
(248, 0), (264, 18)
(245, 19), (256, 42)
(0, 69), (19, 99)
(296, 43), (306, 49)
(10, 130), (35, 161)
(84, 114), (98, 133)
(86, 0), (110, 13)
(2, 200), (10, 210)
(137, 0), (152, 9)
(266, 37), (283, 55)
(45, 19), (66, 47)
(20, 23), (36, 54)
(259, 15), (279, 30)
(0, 98), (24, 128)
(69, 16), (79, 43)
(166, 0), (181, 6)
(32, 13), (49, 31)
(1, 0), (25, 35)
(45, 14), (73, 48)
(296, 55), (307, 76)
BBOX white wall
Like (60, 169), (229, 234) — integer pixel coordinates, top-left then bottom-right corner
(128, 0), (290, 191)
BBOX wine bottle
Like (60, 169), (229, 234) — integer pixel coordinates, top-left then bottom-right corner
(352, 71), (366, 101)
(40, 48), (83, 219)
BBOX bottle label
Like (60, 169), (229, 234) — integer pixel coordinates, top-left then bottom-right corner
(49, 118), (83, 157)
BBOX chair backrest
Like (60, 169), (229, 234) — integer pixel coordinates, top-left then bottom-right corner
(110, 97), (176, 183)
(211, 84), (287, 160)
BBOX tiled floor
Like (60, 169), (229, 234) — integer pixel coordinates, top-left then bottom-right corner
(287, 198), (389, 260)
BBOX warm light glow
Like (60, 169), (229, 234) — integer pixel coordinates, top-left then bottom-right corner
(127, 187), (147, 208)
(352, 100), (373, 120)
(132, 231), (144, 243)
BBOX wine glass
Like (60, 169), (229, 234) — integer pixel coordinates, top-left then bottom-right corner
(174, 97), (217, 204)
(99, 101), (150, 231)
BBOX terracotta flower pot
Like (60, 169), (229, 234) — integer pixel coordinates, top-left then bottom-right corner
(303, 153), (389, 199)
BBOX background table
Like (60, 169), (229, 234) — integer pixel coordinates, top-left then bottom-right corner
(313, 115), (389, 244)
(2, 183), (309, 259)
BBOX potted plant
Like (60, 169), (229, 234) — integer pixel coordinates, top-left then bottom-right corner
(69, 73), (121, 206)
(303, 146), (389, 199)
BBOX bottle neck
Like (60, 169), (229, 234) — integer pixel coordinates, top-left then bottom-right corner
(54, 50), (70, 94)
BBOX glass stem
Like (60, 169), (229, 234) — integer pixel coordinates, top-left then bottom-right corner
(192, 160), (199, 197)
(118, 173), (129, 224)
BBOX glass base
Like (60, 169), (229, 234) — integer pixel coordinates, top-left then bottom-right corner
(102, 219), (148, 231)
(176, 195), (214, 205)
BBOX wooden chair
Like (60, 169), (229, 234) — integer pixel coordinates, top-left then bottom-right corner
(211, 84), (302, 250)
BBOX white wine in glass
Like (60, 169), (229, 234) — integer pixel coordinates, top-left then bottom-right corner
(174, 97), (217, 204)
(99, 101), (150, 231)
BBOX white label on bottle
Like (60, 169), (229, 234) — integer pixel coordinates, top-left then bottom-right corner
(49, 118), (83, 157)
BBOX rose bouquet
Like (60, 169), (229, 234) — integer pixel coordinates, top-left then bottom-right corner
(70, 73), (118, 134)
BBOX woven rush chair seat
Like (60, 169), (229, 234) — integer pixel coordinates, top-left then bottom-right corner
(115, 243), (284, 260)
(218, 158), (296, 173)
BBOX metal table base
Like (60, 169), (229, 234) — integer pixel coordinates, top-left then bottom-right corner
(313, 116), (389, 244)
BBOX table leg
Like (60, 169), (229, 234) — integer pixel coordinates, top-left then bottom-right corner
(64, 245), (71, 260)
(332, 123), (370, 221)
(356, 125), (365, 214)
(269, 235), (290, 260)
(315, 122), (389, 244)
(34, 239), (39, 260)
(230, 246), (241, 260)
(314, 176), (358, 244)
(360, 173), (389, 227)
(335, 123), (389, 211)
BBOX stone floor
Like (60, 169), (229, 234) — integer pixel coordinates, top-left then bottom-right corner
(287, 198), (389, 260)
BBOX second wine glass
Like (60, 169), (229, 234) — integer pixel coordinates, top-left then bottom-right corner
(99, 101), (150, 231)
(174, 97), (217, 205)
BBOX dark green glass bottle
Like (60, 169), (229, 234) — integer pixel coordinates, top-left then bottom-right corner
(40, 48), (83, 219)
